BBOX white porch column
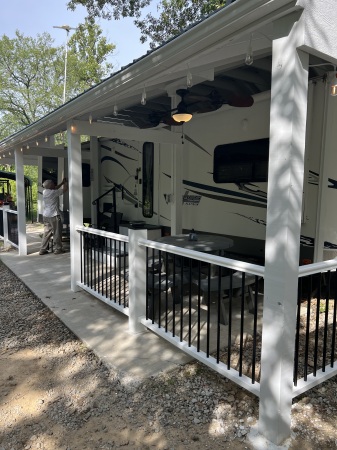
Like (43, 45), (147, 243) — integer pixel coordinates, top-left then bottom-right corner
(57, 157), (65, 212)
(37, 156), (43, 222)
(15, 148), (27, 255)
(128, 228), (147, 334)
(170, 143), (183, 235)
(170, 93), (183, 235)
(90, 136), (100, 225)
(258, 26), (309, 445)
(67, 123), (83, 291)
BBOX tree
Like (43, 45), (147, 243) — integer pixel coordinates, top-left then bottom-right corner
(0, 22), (115, 140)
(67, 19), (115, 94)
(135, 1), (226, 49)
(67, 0), (151, 20)
(68, 0), (227, 49)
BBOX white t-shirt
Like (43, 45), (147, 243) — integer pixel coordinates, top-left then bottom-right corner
(43, 188), (63, 217)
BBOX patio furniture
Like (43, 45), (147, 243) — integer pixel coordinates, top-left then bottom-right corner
(194, 271), (258, 325)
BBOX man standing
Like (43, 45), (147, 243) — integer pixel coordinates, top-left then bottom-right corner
(39, 178), (68, 255)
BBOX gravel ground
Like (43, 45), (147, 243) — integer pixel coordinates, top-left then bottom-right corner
(1, 258), (337, 450)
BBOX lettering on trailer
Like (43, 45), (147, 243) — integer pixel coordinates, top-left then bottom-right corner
(183, 190), (201, 206)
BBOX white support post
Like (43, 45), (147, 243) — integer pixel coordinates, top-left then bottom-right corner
(67, 123), (83, 292)
(170, 94), (183, 235)
(171, 143), (183, 235)
(57, 157), (65, 212)
(258, 20), (309, 445)
(15, 148), (27, 255)
(37, 156), (43, 222)
(128, 228), (147, 334)
(90, 136), (100, 226)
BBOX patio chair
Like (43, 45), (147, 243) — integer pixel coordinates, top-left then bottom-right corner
(147, 271), (190, 320)
(193, 271), (259, 325)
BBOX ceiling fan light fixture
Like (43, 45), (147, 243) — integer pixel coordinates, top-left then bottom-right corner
(172, 112), (192, 123)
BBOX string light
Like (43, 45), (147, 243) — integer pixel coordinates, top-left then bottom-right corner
(245, 34), (254, 66)
(187, 70), (193, 88)
(141, 87), (147, 105)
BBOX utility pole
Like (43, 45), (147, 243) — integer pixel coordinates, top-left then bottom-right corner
(53, 25), (77, 103)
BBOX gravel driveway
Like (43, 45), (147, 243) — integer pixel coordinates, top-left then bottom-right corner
(1, 259), (337, 450)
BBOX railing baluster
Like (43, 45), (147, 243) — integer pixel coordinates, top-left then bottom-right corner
(304, 277), (312, 382)
(188, 258), (192, 347)
(294, 278), (302, 384)
(197, 260), (201, 353)
(172, 255), (176, 338)
(251, 275), (259, 384)
(331, 271), (337, 367)
(216, 269), (221, 363)
(179, 258), (184, 343)
(313, 274), (322, 376)
(206, 263), (211, 358)
(322, 271), (331, 370)
(238, 272), (245, 377)
(227, 270), (233, 370)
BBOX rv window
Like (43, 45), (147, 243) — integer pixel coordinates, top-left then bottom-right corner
(213, 138), (269, 183)
(142, 142), (154, 218)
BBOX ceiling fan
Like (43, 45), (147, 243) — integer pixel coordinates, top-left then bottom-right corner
(146, 87), (254, 128)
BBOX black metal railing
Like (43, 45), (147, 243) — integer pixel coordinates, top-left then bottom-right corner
(145, 247), (262, 384)
(79, 229), (129, 308)
(294, 269), (337, 385)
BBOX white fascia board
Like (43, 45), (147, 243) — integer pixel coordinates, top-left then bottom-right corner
(0, 0), (299, 154)
(72, 120), (182, 144)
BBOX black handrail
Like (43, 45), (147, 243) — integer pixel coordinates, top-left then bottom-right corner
(92, 184), (123, 230)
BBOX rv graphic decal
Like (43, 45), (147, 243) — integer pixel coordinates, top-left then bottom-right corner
(183, 191), (202, 205)
(101, 156), (130, 175)
(183, 134), (211, 156)
(308, 170), (319, 186)
(328, 178), (337, 189)
(101, 140), (139, 153)
(299, 235), (315, 247)
(236, 183), (267, 199)
(324, 241), (337, 249)
(234, 214), (315, 248)
(183, 180), (267, 208)
(234, 214), (266, 226)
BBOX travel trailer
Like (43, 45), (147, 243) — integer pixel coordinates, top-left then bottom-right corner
(93, 77), (335, 264)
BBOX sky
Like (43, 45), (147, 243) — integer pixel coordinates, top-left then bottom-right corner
(0, 0), (156, 71)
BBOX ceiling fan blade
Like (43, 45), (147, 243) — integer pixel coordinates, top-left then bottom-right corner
(227, 95), (254, 107)
(163, 115), (184, 126)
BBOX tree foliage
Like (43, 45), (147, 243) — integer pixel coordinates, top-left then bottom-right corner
(68, 0), (227, 49)
(68, 0), (151, 20)
(136, 1), (226, 48)
(0, 21), (115, 140)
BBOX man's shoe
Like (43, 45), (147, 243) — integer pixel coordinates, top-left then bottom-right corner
(54, 249), (65, 254)
(39, 250), (48, 255)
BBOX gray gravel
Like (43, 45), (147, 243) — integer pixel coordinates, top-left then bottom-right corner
(1, 259), (337, 449)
